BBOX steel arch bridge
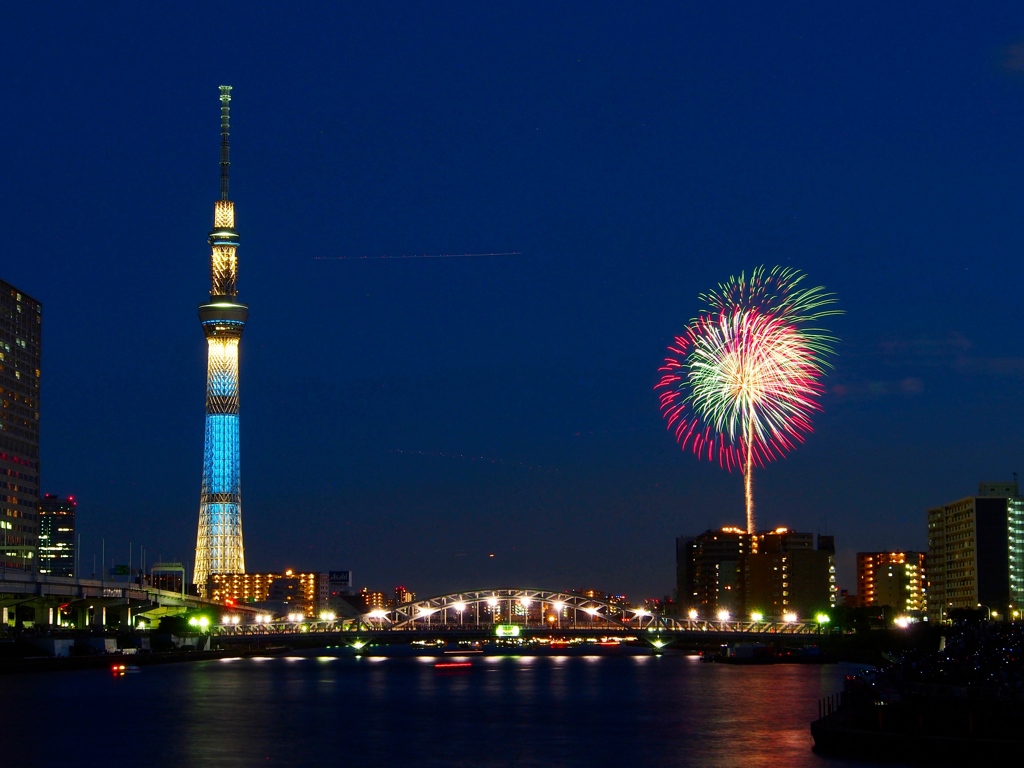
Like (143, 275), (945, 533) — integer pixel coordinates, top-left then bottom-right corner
(385, 588), (656, 630)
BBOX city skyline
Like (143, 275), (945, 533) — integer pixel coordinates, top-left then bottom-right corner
(5, 6), (1024, 598)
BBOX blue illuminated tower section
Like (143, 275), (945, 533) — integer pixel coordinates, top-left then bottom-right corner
(194, 85), (247, 591)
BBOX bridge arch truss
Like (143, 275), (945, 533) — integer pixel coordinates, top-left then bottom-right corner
(386, 588), (658, 630)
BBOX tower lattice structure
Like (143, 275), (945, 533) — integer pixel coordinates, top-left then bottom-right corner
(194, 85), (247, 592)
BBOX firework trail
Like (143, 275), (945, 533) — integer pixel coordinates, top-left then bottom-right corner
(656, 267), (840, 533)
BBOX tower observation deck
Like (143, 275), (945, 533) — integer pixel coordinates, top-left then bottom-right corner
(194, 85), (247, 592)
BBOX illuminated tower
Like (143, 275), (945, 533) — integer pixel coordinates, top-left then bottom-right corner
(194, 86), (247, 592)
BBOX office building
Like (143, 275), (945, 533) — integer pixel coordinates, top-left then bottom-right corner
(856, 552), (926, 615)
(926, 481), (1024, 622)
(194, 86), (249, 592)
(0, 279), (41, 572)
(37, 494), (76, 577)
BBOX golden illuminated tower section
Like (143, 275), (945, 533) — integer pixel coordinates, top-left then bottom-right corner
(194, 85), (247, 593)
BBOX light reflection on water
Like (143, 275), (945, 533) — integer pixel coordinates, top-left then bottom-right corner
(3, 654), (893, 768)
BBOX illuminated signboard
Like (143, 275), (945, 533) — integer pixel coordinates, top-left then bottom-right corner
(495, 625), (521, 637)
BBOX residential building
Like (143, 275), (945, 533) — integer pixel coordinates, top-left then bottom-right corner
(676, 526), (753, 617)
(856, 552), (926, 615)
(394, 585), (415, 604)
(207, 570), (328, 617)
(746, 529), (836, 619)
(926, 481), (1024, 622)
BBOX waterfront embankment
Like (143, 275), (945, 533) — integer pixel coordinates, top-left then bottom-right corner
(812, 622), (1024, 761)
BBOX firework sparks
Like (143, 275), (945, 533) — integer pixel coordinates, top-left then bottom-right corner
(656, 267), (840, 533)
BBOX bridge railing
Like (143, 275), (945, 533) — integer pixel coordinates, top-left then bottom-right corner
(209, 616), (825, 636)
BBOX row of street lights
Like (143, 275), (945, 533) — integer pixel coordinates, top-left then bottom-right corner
(685, 608), (829, 625)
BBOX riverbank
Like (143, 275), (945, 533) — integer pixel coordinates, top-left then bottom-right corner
(811, 622), (1024, 762)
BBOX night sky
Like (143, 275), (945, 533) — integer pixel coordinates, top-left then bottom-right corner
(5, 5), (1024, 600)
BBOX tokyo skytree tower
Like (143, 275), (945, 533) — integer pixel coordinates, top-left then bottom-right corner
(194, 86), (247, 591)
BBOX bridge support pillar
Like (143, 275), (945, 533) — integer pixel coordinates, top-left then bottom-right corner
(77, 604), (89, 629)
(105, 603), (131, 630)
(30, 603), (53, 629)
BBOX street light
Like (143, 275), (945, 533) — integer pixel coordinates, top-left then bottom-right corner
(452, 602), (466, 626)
(551, 600), (564, 628)
(815, 613), (830, 634)
(519, 597), (531, 627)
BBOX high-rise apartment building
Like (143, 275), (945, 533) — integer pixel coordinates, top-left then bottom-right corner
(194, 86), (248, 592)
(746, 529), (836, 618)
(856, 552), (926, 615)
(0, 279), (41, 573)
(926, 482), (1024, 623)
(37, 494), (76, 577)
(208, 570), (327, 617)
(676, 527), (753, 616)
(677, 526), (836, 619)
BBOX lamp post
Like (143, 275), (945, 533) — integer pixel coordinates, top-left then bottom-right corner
(519, 597), (531, 628)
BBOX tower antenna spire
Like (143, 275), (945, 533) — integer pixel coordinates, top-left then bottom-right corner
(219, 85), (232, 200)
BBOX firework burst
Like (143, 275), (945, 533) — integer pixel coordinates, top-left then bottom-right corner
(657, 267), (840, 533)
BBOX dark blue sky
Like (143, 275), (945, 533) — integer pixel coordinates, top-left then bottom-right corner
(5, 5), (1024, 600)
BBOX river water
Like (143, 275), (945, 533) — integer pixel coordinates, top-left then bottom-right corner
(4, 652), (897, 767)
